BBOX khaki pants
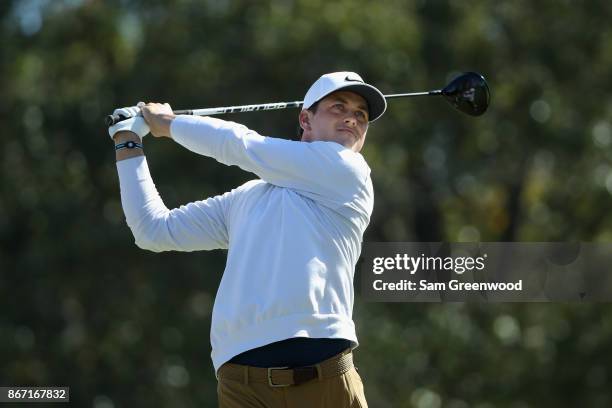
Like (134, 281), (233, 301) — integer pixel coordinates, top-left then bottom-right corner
(217, 350), (368, 407)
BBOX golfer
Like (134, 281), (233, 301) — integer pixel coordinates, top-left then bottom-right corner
(109, 72), (386, 407)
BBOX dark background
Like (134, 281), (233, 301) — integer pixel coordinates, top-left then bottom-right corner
(1, 0), (612, 407)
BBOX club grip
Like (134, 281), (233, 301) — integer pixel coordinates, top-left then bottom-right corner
(105, 110), (193, 127)
(105, 114), (125, 127)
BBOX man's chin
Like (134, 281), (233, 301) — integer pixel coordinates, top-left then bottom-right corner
(306, 133), (358, 149)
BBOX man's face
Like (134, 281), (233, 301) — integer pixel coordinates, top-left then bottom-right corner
(299, 91), (369, 152)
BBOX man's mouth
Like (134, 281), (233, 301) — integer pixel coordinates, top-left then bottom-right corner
(338, 127), (356, 136)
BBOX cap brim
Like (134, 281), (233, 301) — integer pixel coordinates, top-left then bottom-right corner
(337, 84), (387, 122)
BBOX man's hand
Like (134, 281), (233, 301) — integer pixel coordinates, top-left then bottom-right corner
(140, 103), (176, 138)
(108, 104), (150, 140)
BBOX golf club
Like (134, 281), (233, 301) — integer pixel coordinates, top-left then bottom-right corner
(105, 72), (490, 126)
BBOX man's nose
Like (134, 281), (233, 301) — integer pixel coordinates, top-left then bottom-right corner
(344, 115), (357, 126)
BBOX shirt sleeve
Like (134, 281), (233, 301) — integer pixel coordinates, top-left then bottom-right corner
(116, 156), (230, 252)
(169, 115), (372, 211)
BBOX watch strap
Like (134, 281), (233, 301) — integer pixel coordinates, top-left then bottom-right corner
(115, 141), (143, 151)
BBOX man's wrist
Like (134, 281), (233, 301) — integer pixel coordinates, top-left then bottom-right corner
(155, 114), (176, 138)
(113, 131), (144, 162)
(113, 131), (141, 143)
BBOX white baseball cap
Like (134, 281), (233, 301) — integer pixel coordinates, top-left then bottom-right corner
(302, 71), (387, 122)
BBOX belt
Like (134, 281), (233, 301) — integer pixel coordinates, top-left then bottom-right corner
(218, 348), (353, 387)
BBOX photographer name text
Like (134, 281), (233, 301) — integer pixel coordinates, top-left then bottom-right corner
(373, 279), (523, 292)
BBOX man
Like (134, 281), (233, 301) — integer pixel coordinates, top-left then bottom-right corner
(110, 72), (386, 407)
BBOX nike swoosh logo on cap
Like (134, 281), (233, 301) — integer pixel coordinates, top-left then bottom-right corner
(344, 75), (363, 82)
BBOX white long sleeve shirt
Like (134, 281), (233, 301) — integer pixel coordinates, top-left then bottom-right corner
(116, 115), (374, 373)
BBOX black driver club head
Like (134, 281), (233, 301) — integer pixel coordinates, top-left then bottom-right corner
(441, 72), (490, 116)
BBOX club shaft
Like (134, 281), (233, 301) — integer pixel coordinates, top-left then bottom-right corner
(384, 90), (442, 98)
(176, 100), (304, 117)
(106, 90), (443, 126)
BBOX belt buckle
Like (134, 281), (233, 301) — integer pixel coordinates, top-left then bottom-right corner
(267, 366), (291, 387)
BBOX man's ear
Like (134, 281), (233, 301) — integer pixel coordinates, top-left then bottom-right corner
(299, 110), (312, 132)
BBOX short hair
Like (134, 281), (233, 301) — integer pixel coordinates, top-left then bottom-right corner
(297, 101), (319, 138)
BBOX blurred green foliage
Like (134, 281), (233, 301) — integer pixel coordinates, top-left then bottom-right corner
(1, 0), (612, 407)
